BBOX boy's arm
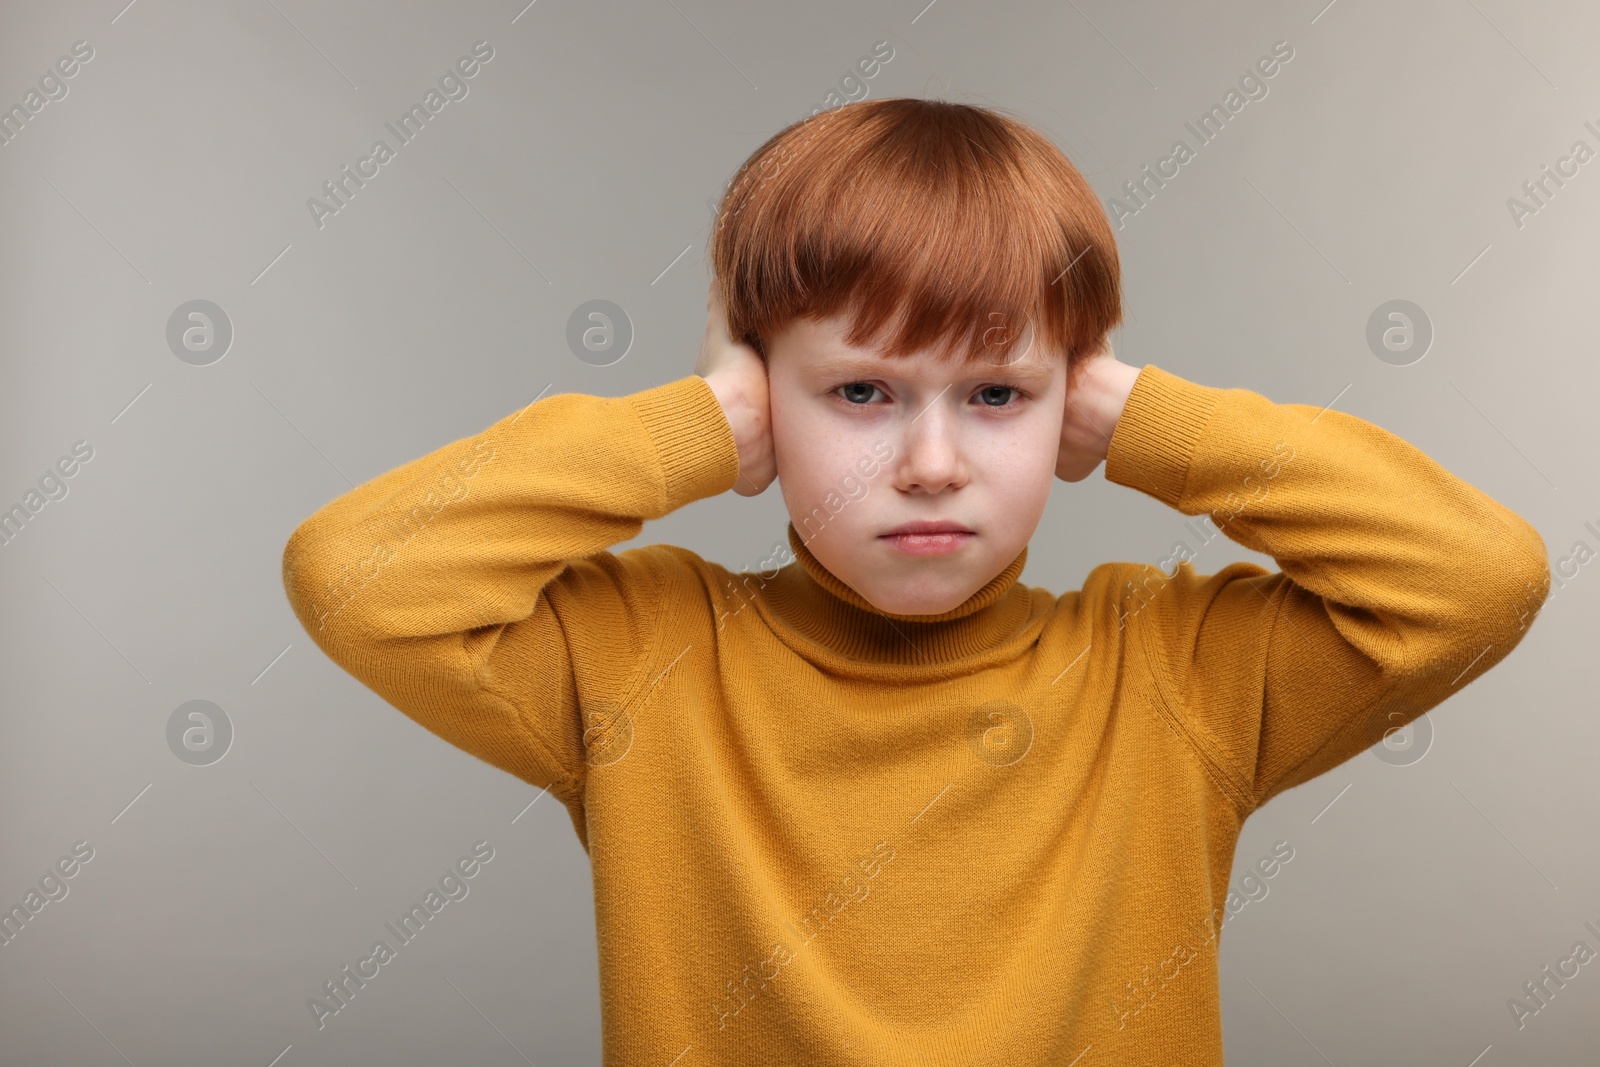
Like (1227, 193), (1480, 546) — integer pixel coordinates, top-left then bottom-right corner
(1098, 364), (1551, 816)
(280, 375), (739, 805)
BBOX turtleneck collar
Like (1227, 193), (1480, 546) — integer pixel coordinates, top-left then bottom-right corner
(748, 522), (1041, 674)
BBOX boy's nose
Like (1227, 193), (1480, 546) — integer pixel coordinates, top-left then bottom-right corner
(893, 408), (968, 493)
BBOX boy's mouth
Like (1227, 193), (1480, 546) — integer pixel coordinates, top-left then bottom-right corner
(878, 520), (974, 537)
(878, 520), (975, 556)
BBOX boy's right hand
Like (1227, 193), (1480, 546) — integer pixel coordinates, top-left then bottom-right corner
(695, 281), (776, 497)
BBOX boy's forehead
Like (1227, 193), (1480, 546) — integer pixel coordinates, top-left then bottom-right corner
(786, 313), (1059, 382)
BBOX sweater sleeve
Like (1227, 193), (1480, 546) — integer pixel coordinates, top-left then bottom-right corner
(279, 374), (740, 805)
(1102, 364), (1552, 816)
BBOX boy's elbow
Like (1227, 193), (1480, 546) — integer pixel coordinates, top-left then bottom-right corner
(281, 519), (317, 607)
(281, 520), (350, 644)
(1418, 519), (1551, 684)
(281, 540), (326, 639)
(1371, 517), (1546, 675)
(1491, 515), (1553, 638)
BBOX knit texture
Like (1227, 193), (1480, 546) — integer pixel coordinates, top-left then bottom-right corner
(281, 365), (1550, 1066)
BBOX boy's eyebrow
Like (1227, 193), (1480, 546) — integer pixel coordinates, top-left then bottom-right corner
(806, 354), (1058, 385)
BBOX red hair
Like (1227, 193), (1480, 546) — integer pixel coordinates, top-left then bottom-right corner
(707, 97), (1121, 380)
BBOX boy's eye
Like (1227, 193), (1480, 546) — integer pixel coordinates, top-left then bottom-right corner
(975, 385), (1020, 408)
(836, 382), (881, 405)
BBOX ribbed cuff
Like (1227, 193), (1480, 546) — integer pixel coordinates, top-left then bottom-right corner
(630, 374), (742, 512)
(1103, 364), (1222, 509)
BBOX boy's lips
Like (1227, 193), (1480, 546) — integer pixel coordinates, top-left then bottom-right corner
(878, 520), (976, 557)
(878, 520), (974, 536)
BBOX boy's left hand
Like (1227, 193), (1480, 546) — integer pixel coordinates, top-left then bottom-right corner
(1056, 340), (1141, 482)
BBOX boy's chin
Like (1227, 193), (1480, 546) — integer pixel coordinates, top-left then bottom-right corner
(858, 581), (971, 618)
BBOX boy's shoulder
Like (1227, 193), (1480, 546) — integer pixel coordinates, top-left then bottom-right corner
(567, 541), (749, 624)
(642, 541), (788, 616)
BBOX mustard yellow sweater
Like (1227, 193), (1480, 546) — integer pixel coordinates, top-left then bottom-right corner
(281, 365), (1550, 1066)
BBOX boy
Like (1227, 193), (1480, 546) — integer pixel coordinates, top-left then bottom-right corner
(281, 98), (1551, 1065)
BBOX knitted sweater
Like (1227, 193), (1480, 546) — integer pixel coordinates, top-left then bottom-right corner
(280, 364), (1550, 1066)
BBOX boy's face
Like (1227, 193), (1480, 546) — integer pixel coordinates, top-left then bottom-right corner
(765, 311), (1066, 617)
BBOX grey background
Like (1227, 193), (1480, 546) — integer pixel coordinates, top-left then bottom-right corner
(1, 1), (1595, 1064)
